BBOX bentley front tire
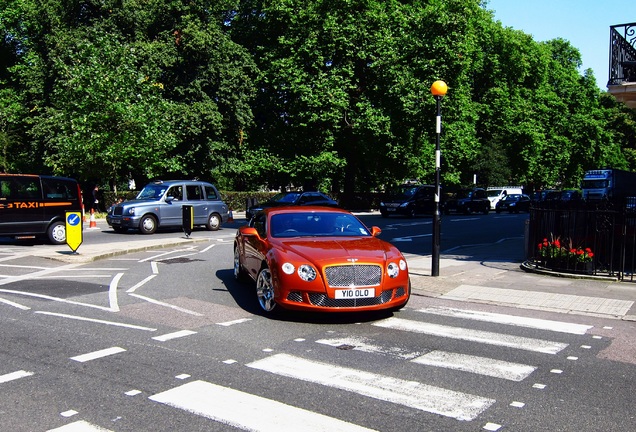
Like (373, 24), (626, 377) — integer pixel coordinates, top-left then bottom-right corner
(256, 266), (277, 313)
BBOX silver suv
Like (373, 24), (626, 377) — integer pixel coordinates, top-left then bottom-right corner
(106, 180), (229, 234)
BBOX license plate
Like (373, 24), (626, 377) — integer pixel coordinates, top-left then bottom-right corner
(335, 288), (376, 299)
(111, 219), (120, 224)
(387, 208), (396, 212)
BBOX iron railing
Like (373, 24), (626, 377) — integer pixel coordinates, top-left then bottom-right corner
(608, 22), (636, 85)
(526, 199), (636, 281)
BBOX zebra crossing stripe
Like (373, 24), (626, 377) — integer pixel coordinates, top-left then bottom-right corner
(70, 347), (126, 363)
(0, 370), (34, 384)
(247, 353), (495, 421)
(417, 306), (592, 335)
(149, 380), (378, 432)
(373, 318), (568, 354)
(47, 420), (113, 431)
(411, 350), (536, 381)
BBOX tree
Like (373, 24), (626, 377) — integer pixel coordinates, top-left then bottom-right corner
(0, 0), (257, 190)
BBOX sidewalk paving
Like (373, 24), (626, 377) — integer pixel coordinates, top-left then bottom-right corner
(31, 215), (636, 322)
(406, 238), (636, 322)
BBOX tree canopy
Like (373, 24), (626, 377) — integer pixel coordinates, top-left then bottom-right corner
(1, 0), (635, 195)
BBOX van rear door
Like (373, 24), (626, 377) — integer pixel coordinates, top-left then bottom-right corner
(0, 175), (45, 235)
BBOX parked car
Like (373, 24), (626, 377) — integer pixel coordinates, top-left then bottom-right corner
(245, 191), (338, 220)
(443, 188), (490, 215)
(495, 194), (532, 213)
(379, 184), (435, 218)
(557, 189), (583, 204)
(0, 174), (83, 244)
(106, 179), (229, 234)
(233, 206), (410, 315)
(486, 186), (523, 210)
(531, 189), (560, 204)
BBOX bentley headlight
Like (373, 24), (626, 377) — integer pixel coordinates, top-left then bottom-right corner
(282, 262), (295, 275)
(298, 264), (317, 282)
(399, 259), (407, 271)
(387, 262), (400, 278)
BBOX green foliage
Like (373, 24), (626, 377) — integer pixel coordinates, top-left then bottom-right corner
(1, 0), (636, 195)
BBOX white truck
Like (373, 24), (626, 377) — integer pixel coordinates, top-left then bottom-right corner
(486, 186), (523, 210)
(581, 169), (636, 202)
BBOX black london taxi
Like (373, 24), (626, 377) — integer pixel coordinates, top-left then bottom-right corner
(0, 174), (84, 244)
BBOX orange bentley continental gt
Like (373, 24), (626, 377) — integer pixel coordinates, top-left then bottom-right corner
(233, 206), (410, 314)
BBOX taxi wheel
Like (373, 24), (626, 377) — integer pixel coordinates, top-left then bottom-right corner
(47, 221), (66, 245)
(206, 213), (221, 231)
(139, 215), (157, 235)
(256, 265), (277, 313)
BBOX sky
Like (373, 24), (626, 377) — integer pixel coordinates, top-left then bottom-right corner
(485, 0), (636, 89)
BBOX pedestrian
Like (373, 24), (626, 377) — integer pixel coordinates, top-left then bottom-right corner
(92, 185), (99, 213)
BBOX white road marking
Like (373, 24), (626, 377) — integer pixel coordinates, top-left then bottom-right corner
(0, 370), (34, 384)
(126, 275), (156, 293)
(373, 318), (568, 354)
(316, 337), (422, 360)
(0, 263), (83, 286)
(152, 330), (197, 341)
(200, 244), (216, 253)
(109, 273), (123, 312)
(0, 296), (30, 310)
(31, 275), (112, 278)
(216, 318), (252, 326)
(1, 289), (114, 312)
(127, 293), (204, 316)
(0, 263), (48, 269)
(70, 347), (126, 363)
(151, 261), (159, 274)
(391, 234), (432, 242)
(35, 311), (156, 331)
(149, 380), (378, 432)
(47, 420), (113, 431)
(247, 353), (494, 421)
(139, 250), (178, 263)
(155, 252), (199, 261)
(411, 351), (536, 381)
(417, 306), (593, 335)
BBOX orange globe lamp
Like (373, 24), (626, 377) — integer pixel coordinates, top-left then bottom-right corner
(430, 80), (448, 97)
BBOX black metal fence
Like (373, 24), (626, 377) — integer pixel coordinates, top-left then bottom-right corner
(526, 199), (636, 281)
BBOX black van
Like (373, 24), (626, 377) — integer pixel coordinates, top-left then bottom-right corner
(380, 184), (435, 217)
(0, 174), (84, 244)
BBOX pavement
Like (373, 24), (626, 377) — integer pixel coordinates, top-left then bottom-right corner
(25, 213), (636, 322)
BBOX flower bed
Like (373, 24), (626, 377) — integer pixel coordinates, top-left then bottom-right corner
(535, 236), (594, 274)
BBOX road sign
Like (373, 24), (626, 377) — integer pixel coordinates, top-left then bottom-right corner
(65, 211), (83, 252)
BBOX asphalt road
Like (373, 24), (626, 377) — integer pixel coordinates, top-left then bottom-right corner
(1, 213), (634, 431)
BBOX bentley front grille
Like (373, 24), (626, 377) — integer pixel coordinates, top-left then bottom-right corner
(324, 264), (382, 288)
(308, 289), (394, 308)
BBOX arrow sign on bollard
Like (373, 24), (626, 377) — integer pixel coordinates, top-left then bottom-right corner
(65, 211), (83, 253)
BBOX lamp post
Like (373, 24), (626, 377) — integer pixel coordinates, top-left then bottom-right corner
(430, 80), (447, 277)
